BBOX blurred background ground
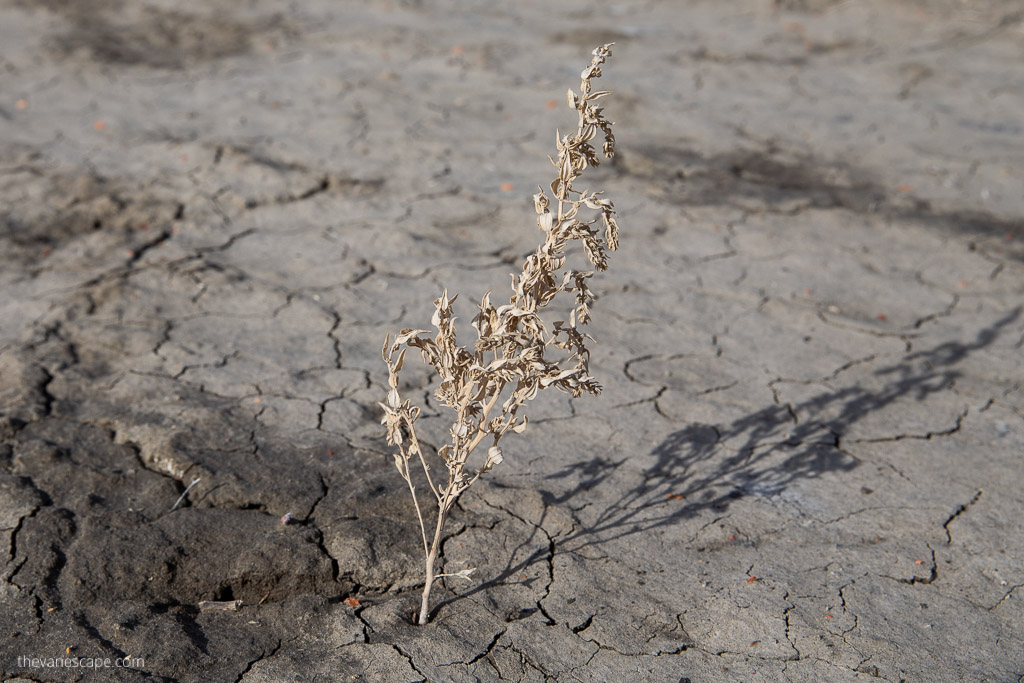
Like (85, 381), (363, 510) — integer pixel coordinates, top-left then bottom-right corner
(1, 1), (1022, 681)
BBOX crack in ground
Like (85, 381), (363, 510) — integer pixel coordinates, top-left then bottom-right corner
(827, 353), (878, 380)
(989, 583), (1023, 611)
(241, 175), (330, 210)
(622, 354), (656, 385)
(893, 545), (938, 585)
(36, 367), (56, 418)
(4, 505), (38, 565)
(497, 642), (549, 681)
(852, 407), (967, 444)
(390, 643), (428, 683)
(943, 489), (982, 544)
(449, 626), (507, 668)
(232, 639), (282, 683)
(476, 497), (557, 626)
(571, 612), (596, 634)
(768, 378), (800, 425)
(125, 228), (174, 267)
(4, 500), (45, 585)
(782, 591), (799, 660)
(607, 385), (667, 410)
(837, 581), (860, 638)
(912, 294), (960, 329)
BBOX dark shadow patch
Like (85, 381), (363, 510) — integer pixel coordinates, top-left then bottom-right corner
(685, 46), (809, 68)
(0, 162), (182, 271)
(616, 142), (1024, 260)
(774, 0), (846, 11)
(548, 29), (632, 49)
(617, 142), (884, 212)
(0, 149), (382, 269)
(22, 0), (295, 69)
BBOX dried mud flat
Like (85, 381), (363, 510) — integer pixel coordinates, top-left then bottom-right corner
(1, 1), (1022, 681)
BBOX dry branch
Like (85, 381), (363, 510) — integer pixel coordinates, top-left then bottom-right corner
(380, 44), (622, 625)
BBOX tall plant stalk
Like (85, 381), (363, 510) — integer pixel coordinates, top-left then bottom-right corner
(380, 44), (622, 625)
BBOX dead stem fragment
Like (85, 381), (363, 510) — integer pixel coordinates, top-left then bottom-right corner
(380, 44), (622, 625)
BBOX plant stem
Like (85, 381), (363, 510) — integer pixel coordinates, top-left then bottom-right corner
(406, 419), (440, 502)
(418, 494), (451, 625)
(465, 386), (503, 455)
(417, 386), (504, 624)
(402, 455), (429, 556)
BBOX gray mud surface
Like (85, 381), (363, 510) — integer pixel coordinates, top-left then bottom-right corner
(1, 1), (1023, 681)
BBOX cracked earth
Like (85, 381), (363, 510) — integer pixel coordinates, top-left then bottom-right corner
(1, 0), (1023, 681)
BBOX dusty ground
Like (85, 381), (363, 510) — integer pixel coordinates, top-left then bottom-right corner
(1, 0), (1023, 681)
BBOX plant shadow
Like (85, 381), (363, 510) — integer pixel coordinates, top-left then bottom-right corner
(548, 307), (1020, 553)
(430, 307), (1019, 620)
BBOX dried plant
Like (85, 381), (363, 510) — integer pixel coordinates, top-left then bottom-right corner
(380, 44), (621, 625)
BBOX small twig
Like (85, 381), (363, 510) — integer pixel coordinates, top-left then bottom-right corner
(434, 568), (476, 581)
(198, 600), (242, 612)
(171, 477), (201, 511)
